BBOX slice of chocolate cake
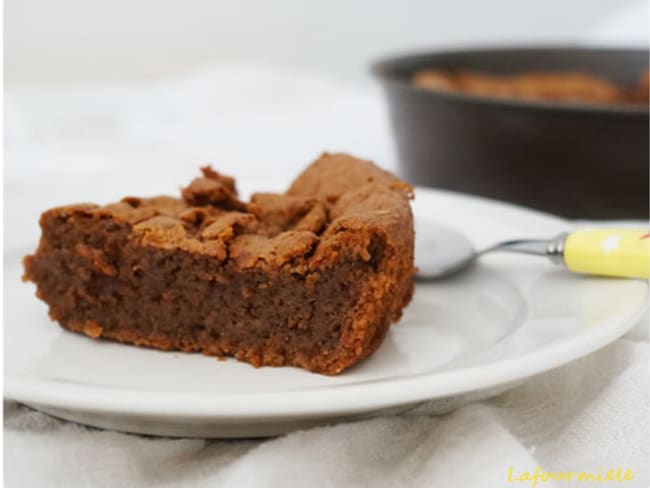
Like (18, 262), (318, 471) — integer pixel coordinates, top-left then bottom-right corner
(23, 153), (415, 375)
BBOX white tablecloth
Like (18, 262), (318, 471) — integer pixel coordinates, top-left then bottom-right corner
(4, 67), (649, 488)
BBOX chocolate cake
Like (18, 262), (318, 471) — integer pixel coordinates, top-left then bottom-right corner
(23, 153), (415, 375)
(413, 68), (650, 105)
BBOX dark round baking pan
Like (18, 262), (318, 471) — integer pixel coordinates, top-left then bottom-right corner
(372, 47), (649, 219)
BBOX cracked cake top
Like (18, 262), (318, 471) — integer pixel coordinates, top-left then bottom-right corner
(41, 153), (414, 272)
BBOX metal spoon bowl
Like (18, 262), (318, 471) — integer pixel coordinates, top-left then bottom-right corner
(415, 223), (566, 280)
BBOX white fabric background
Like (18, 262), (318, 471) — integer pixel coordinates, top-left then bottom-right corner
(4, 67), (649, 488)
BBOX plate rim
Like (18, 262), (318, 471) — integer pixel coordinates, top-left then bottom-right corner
(5, 186), (648, 418)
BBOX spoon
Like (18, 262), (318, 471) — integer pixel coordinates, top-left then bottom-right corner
(415, 224), (649, 280)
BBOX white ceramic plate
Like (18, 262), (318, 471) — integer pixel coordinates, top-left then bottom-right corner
(4, 186), (647, 438)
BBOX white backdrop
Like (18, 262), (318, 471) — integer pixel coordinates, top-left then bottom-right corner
(4, 0), (648, 87)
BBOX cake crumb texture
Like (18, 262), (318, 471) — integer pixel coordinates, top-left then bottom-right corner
(23, 153), (415, 375)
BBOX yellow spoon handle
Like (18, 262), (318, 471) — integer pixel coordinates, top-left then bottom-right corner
(563, 229), (650, 279)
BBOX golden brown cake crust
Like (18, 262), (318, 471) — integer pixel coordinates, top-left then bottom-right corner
(23, 153), (415, 375)
(413, 68), (650, 105)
